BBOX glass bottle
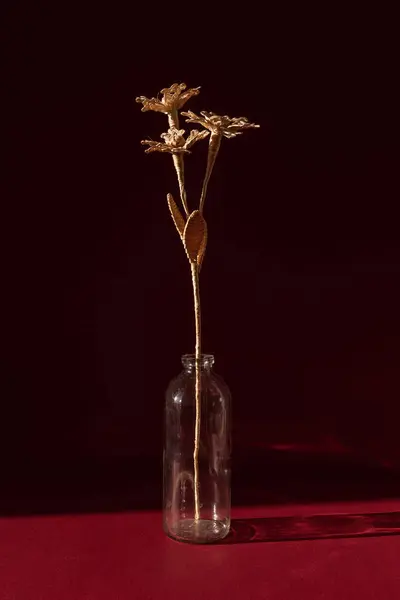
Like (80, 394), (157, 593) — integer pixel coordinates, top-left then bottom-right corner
(163, 354), (232, 543)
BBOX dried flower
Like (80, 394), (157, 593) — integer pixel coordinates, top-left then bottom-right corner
(136, 82), (260, 526)
(136, 83), (200, 115)
(141, 127), (209, 154)
(181, 112), (259, 212)
(181, 110), (260, 138)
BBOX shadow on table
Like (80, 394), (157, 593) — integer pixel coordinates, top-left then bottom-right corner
(221, 511), (400, 544)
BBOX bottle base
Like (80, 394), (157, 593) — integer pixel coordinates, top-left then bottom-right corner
(166, 518), (230, 544)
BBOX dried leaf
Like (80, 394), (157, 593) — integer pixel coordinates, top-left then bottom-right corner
(183, 210), (207, 263)
(198, 218), (208, 272)
(167, 193), (185, 237)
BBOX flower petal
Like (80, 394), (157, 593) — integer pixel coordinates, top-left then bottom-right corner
(185, 129), (210, 149)
(161, 83), (186, 95)
(181, 110), (210, 130)
(136, 96), (167, 113)
(160, 127), (186, 148)
(161, 83), (187, 110)
(141, 140), (190, 154)
(177, 87), (201, 109)
(222, 130), (242, 138)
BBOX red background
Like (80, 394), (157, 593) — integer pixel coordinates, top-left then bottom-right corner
(2, 4), (400, 516)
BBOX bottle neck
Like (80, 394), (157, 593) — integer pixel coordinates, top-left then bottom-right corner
(181, 353), (214, 373)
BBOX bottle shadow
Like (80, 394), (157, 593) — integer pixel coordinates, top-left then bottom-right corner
(220, 511), (400, 544)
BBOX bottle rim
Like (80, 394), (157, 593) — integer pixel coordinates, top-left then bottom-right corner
(181, 353), (215, 367)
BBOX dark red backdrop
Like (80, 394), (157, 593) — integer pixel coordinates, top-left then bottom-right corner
(2, 4), (399, 514)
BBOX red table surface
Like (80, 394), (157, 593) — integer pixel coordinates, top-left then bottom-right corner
(1, 501), (400, 600)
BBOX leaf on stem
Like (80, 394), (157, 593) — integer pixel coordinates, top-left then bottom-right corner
(183, 210), (207, 263)
(198, 219), (207, 271)
(167, 193), (185, 237)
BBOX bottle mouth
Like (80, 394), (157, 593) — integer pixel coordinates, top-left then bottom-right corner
(181, 353), (215, 368)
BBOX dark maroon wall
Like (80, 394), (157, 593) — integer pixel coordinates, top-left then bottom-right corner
(2, 4), (399, 513)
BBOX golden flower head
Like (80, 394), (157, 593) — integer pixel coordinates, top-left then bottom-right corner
(181, 110), (260, 138)
(136, 83), (200, 114)
(141, 126), (209, 154)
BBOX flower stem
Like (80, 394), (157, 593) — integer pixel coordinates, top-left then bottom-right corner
(168, 111), (189, 217)
(190, 261), (202, 521)
(199, 132), (222, 214)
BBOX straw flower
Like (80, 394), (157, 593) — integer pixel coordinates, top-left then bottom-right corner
(181, 110), (260, 138)
(136, 81), (259, 525)
(141, 127), (209, 154)
(181, 111), (260, 212)
(136, 83), (200, 115)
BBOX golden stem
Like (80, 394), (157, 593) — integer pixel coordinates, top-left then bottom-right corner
(173, 155), (189, 216)
(199, 132), (222, 214)
(169, 111), (189, 217)
(190, 260), (201, 521)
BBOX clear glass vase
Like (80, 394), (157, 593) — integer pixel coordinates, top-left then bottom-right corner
(163, 354), (232, 543)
